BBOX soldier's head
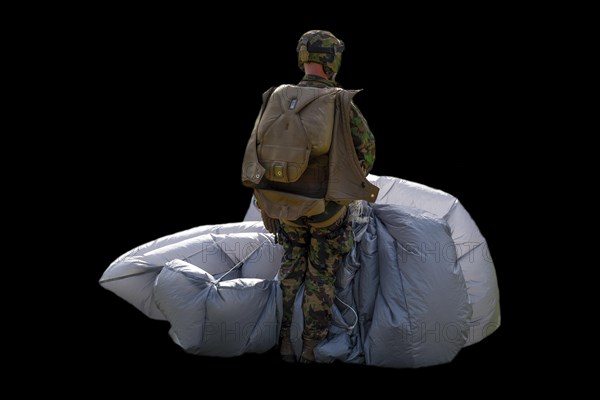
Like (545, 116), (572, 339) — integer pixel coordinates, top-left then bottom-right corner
(296, 30), (344, 81)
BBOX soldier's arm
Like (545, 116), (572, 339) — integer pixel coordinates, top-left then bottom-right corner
(350, 102), (376, 176)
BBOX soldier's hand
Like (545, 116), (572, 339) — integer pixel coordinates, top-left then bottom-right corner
(261, 210), (280, 234)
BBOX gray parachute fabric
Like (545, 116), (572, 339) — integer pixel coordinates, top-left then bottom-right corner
(100, 224), (284, 356)
(244, 174), (500, 346)
(287, 203), (471, 367)
(362, 204), (471, 367)
(99, 222), (275, 320)
(155, 259), (281, 357)
(99, 175), (500, 367)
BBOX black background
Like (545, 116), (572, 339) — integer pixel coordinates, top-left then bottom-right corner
(69, 10), (531, 388)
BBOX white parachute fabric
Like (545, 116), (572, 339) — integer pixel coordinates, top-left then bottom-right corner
(99, 221), (270, 320)
(100, 175), (500, 367)
(244, 174), (500, 346)
(367, 175), (500, 345)
(100, 227), (284, 355)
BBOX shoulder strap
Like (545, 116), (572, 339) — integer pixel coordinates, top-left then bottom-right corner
(241, 86), (278, 187)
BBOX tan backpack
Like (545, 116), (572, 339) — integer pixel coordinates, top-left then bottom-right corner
(256, 84), (341, 183)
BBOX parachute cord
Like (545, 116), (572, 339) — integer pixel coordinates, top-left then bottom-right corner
(214, 238), (270, 283)
(335, 295), (358, 332)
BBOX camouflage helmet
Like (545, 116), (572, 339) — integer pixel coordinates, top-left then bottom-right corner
(296, 30), (345, 77)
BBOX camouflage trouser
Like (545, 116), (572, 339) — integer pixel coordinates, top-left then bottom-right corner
(278, 206), (353, 342)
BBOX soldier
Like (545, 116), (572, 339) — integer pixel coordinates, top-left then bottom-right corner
(241, 29), (378, 363)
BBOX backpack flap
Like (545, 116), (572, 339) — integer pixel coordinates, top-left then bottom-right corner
(257, 85), (338, 184)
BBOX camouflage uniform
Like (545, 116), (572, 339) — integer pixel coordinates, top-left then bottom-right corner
(244, 30), (377, 362)
(279, 73), (375, 347)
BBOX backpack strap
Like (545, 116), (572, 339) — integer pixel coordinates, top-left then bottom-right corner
(241, 86), (277, 187)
